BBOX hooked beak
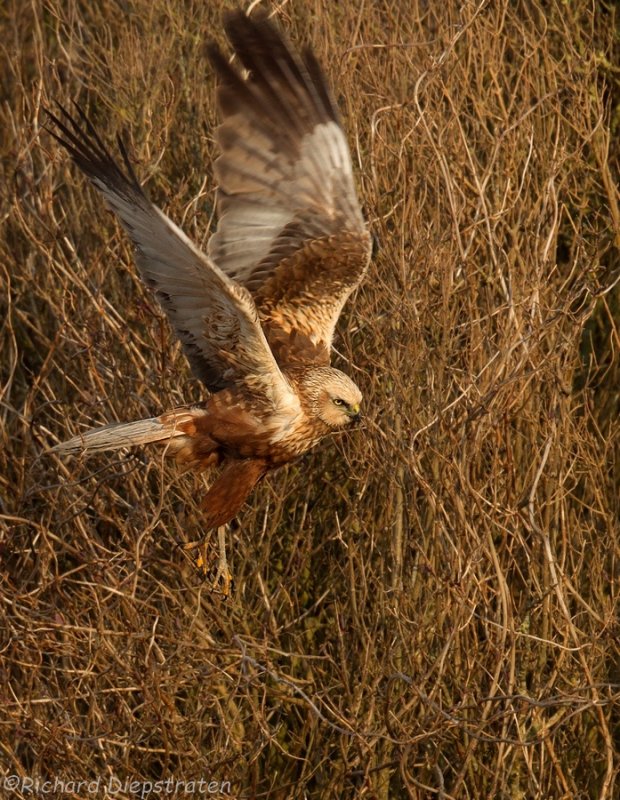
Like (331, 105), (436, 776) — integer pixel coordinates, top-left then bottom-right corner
(348, 403), (362, 422)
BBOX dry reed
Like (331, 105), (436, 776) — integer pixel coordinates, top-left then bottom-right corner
(1, 0), (618, 797)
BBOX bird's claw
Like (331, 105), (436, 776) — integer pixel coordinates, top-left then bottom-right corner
(212, 524), (233, 597)
(182, 528), (232, 598)
(210, 556), (233, 598)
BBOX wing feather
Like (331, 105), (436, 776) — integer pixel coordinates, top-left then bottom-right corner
(207, 10), (371, 366)
(45, 103), (299, 414)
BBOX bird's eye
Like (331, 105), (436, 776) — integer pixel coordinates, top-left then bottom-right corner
(333, 398), (346, 407)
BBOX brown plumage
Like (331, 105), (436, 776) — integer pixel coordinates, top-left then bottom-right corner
(45, 9), (370, 582)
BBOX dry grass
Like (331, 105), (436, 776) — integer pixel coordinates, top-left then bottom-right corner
(2, 0), (619, 797)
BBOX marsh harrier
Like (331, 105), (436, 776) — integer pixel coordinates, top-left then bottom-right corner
(47, 10), (370, 589)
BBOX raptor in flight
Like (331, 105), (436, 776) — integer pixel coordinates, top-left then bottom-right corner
(47, 10), (371, 587)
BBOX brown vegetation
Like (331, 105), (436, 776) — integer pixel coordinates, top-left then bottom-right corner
(1, 0), (619, 797)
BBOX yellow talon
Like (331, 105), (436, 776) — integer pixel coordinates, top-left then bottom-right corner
(182, 527), (232, 597)
(195, 549), (207, 575)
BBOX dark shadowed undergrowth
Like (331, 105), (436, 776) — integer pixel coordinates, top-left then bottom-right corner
(1, 1), (618, 797)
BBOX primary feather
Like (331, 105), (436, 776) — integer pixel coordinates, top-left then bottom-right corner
(208, 9), (371, 367)
(45, 102), (297, 414)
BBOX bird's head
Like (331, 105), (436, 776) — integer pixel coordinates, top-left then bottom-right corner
(304, 367), (362, 429)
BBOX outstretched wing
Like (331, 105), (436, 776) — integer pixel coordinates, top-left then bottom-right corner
(45, 103), (299, 414)
(208, 10), (371, 367)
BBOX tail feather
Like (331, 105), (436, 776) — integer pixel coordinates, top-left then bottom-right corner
(49, 408), (206, 455)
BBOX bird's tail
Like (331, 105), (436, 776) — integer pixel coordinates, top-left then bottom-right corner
(49, 407), (207, 455)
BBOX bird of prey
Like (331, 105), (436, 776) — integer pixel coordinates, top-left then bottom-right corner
(46, 9), (371, 590)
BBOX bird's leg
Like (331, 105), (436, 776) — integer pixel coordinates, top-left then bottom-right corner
(183, 459), (268, 593)
(182, 527), (232, 597)
(213, 525), (232, 596)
